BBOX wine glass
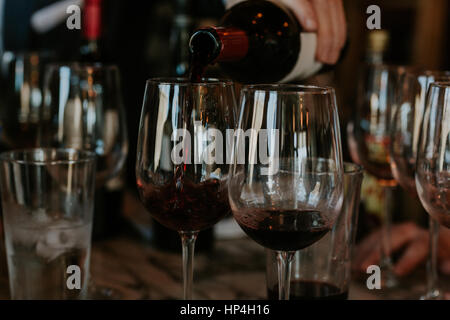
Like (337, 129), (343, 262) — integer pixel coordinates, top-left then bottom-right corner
(348, 64), (406, 288)
(228, 84), (344, 300)
(136, 78), (237, 299)
(37, 63), (129, 298)
(0, 51), (54, 149)
(415, 81), (450, 298)
(391, 71), (450, 299)
(38, 63), (128, 185)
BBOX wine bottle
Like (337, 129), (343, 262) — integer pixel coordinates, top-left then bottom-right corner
(79, 0), (103, 62)
(77, 0), (126, 241)
(189, 0), (340, 83)
(365, 30), (390, 64)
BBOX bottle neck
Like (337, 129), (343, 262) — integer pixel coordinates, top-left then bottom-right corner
(83, 0), (103, 41)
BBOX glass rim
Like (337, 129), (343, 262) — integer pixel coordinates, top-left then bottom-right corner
(0, 148), (97, 166)
(405, 69), (450, 79)
(2, 50), (55, 58)
(421, 70), (450, 77)
(343, 162), (364, 176)
(45, 62), (119, 73)
(430, 81), (450, 88)
(241, 84), (335, 95)
(363, 63), (416, 72)
(146, 77), (234, 87)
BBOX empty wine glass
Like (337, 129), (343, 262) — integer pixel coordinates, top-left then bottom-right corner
(391, 71), (450, 299)
(416, 81), (450, 298)
(228, 84), (344, 300)
(38, 63), (128, 185)
(136, 78), (237, 299)
(348, 64), (406, 288)
(0, 51), (54, 149)
(37, 63), (129, 298)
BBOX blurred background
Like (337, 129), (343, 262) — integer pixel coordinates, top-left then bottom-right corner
(0, 0), (449, 247)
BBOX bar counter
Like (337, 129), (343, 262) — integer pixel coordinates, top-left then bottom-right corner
(0, 191), (445, 300)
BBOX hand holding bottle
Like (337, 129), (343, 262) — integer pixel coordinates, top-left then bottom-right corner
(280, 0), (347, 64)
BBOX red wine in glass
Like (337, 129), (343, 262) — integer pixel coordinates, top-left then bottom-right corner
(348, 131), (396, 185)
(137, 176), (230, 232)
(233, 208), (331, 252)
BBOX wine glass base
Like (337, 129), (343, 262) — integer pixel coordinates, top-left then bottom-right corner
(420, 289), (442, 300)
(381, 266), (398, 289)
(87, 281), (122, 300)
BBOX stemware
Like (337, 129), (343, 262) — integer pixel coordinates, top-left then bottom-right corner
(265, 162), (363, 300)
(136, 78), (237, 299)
(416, 81), (450, 298)
(228, 84), (344, 300)
(391, 71), (450, 299)
(38, 63), (128, 185)
(0, 51), (54, 149)
(348, 64), (405, 288)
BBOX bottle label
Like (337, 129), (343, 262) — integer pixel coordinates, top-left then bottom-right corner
(215, 28), (249, 61)
(281, 33), (323, 83)
(83, 0), (102, 40)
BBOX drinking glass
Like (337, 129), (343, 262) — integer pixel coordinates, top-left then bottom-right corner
(391, 71), (450, 299)
(416, 82), (450, 298)
(0, 51), (54, 149)
(229, 84), (344, 300)
(348, 64), (405, 288)
(266, 163), (363, 300)
(0, 148), (96, 299)
(38, 63), (128, 186)
(136, 78), (237, 299)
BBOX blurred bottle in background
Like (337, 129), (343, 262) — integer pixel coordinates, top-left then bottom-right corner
(76, 0), (125, 241)
(170, 0), (194, 77)
(79, 0), (103, 62)
(365, 30), (390, 64)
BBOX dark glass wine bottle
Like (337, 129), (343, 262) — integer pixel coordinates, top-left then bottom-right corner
(77, 0), (125, 240)
(79, 0), (103, 62)
(189, 0), (334, 83)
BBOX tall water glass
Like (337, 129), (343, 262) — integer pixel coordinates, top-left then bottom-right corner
(0, 148), (96, 299)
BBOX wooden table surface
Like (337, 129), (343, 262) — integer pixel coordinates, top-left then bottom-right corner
(0, 192), (447, 300)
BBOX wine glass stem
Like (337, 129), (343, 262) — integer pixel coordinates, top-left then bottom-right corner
(380, 186), (397, 288)
(180, 231), (198, 300)
(277, 251), (296, 300)
(426, 217), (440, 299)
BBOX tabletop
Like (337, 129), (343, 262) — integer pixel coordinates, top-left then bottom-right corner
(0, 192), (447, 300)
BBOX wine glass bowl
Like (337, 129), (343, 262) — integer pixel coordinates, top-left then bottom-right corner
(229, 84), (344, 300)
(230, 158), (342, 252)
(0, 51), (54, 149)
(349, 64), (407, 184)
(39, 63), (128, 186)
(136, 78), (237, 299)
(391, 71), (450, 196)
(416, 81), (450, 228)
